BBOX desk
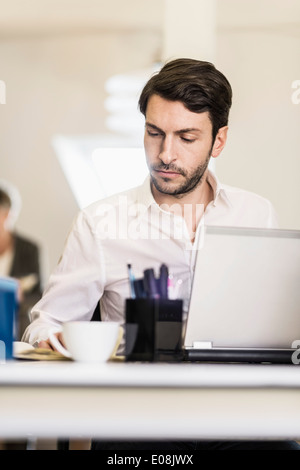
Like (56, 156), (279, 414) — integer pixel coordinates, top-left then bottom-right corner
(0, 361), (300, 441)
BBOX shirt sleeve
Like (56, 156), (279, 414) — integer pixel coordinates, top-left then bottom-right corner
(22, 210), (106, 345)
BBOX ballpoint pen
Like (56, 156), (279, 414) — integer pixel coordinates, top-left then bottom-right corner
(127, 263), (136, 299)
(159, 263), (169, 299)
(143, 268), (160, 299)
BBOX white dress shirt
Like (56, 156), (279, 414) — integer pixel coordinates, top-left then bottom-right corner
(23, 170), (278, 346)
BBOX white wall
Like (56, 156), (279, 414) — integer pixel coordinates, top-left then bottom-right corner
(216, 1), (300, 229)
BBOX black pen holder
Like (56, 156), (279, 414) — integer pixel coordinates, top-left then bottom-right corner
(125, 298), (183, 362)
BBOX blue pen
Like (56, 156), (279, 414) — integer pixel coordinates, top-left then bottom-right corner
(127, 263), (136, 298)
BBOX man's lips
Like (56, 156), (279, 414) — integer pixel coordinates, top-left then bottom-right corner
(153, 169), (182, 178)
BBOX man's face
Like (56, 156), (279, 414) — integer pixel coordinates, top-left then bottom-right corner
(144, 94), (216, 197)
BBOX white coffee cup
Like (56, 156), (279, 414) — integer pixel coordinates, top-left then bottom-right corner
(49, 321), (122, 363)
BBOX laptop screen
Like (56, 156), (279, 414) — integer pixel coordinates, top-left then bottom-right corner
(184, 226), (300, 350)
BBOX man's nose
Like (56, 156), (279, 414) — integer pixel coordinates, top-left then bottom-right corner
(159, 136), (176, 165)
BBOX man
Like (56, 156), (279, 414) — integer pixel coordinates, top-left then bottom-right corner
(23, 59), (299, 450)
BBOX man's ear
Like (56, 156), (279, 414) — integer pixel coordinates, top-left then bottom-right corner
(211, 126), (228, 158)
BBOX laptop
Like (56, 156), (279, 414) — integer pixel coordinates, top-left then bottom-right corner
(184, 226), (300, 364)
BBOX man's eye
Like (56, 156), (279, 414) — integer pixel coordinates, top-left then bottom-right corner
(147, 130), (160, 137)
(181, 136), (195, 143)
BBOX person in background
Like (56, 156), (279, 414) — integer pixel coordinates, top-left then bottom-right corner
(0, 181), (42, 340)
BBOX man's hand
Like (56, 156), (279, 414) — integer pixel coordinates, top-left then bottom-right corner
(38, 332), (65, 351)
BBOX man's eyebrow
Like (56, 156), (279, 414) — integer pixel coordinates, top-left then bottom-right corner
(175, 127), (202, 134)
(145, 122), (164, 133)
(145, 122), (202, 134)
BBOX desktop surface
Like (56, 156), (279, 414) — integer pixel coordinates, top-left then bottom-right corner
(1, 359), (300, 387)
(0, 360), (300, 441)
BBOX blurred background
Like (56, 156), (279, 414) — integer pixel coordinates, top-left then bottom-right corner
(1, 0), (299, 283)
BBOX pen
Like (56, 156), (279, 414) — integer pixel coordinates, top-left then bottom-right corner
(159, 263), (169, 299)
(127, 263), (136, 299)
(133, 279), (146, 298)
(167, 274), (174, 299)
(143, 268), (160, 299)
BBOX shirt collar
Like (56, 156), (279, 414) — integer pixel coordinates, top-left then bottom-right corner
(207, 169), (233, 208)
(137, 175), (154, 206)
(135, 175), (157, 218)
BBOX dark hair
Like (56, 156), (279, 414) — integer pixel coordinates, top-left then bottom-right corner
(139, 58), (232, 140)
(0, 188), (11, 209)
